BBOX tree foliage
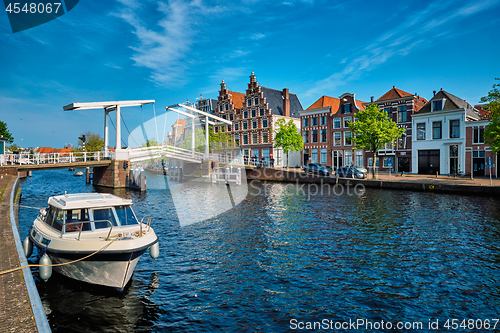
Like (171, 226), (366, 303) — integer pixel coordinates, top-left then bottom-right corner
(142, 138), (159, 147)
(482, 78), (500, 154)
(272, 118), (303, 169)
(178, 127), (235, 153)
(348, 103), (405, 179)
(0, 120), (14, 143)
(78, 131), (104, 152)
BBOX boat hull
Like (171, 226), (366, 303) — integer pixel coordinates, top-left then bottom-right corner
(46, 249), (147, 289)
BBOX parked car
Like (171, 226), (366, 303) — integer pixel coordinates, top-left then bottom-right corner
(303, 163), (331, 176)
(336, 165), (367, 179)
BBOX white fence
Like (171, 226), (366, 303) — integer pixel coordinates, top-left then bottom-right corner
(211, 166), (243, 185)
(0, 152), (107, 166)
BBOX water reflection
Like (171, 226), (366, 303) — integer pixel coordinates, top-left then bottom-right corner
(18, 170), (500, 332)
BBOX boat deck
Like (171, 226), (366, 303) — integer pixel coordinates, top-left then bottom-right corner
(0, 175), (39, 332)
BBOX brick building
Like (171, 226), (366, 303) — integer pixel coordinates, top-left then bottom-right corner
(300, 93), (366, 170)
(214, 72), (303, 167)
(370, 86), (428, 172)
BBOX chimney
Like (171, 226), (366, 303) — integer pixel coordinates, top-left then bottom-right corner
(283, 88), (290, 117)
(433, 90), (436, 96)
(371, 96), (374, 103)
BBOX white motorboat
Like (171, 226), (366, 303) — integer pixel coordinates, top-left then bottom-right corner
(27, 193), (159, 290)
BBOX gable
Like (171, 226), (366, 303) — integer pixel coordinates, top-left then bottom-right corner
(261, 87), (303, 118)
(375, 87), (413, 102)
(307, 96), (340, 112)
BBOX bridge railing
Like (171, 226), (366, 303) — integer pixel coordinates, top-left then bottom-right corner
(0, 152), (105, 166)
(128, 145), (205, 162)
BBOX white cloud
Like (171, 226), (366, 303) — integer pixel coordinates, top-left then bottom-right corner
(250, 33), (265, 40)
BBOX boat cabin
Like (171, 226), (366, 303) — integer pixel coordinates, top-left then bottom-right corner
(41, 193), (139, 233)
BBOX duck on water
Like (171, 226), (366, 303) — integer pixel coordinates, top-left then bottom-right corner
(23, 193), (159, 290)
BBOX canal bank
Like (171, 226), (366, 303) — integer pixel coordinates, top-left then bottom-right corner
(0, 175), (50, 332)
(245, 167), (500, 196)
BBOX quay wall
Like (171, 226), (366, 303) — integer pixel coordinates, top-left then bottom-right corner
(245, 167), (500, 196)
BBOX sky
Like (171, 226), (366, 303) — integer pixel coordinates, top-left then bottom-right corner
(1, 0), (499, 149)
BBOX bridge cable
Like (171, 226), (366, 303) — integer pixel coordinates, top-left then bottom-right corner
(120, 113), (140, 147)
(153, 102), (159, 146)
(140, 105), (149, 146)
(108, 116), (128, 148)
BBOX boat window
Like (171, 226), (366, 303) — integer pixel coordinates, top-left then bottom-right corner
(114, 205), (138, 226)
(93, 208), (118, 229)
(64, 209), (91, 232)
(44, 207), (54, 227)
(51, 208), (64, 232)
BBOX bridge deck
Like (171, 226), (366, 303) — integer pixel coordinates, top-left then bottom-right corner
(2, 160), (112, 172)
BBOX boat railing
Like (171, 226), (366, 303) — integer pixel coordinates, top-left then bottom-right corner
(63, 220), (114, 241)
(139, 215), (152, 236)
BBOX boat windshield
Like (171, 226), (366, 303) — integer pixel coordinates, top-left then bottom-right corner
(44, 206), (63, 232)
(93, 208), (118, 229)
(114, 205), (138, 226)
(64, 209), (91, 233)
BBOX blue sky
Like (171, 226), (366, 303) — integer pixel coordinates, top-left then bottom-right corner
(1, 0), (499, 148)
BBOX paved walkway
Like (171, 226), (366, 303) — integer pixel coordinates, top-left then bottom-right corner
(365, 172), (500, 187)
(0, 175), (38, 332)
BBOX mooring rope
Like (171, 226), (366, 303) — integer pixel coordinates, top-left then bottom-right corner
(0, 235), (121, 276)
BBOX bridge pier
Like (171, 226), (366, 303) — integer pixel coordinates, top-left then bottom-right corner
(92, 160), (132, 189)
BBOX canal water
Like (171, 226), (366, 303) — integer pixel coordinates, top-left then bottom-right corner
(18, 169), (500, 332)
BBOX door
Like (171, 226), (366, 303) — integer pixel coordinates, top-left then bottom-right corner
(418, 150), (440, 175)
(398, 157), (410, 172)
(473, 158), (485, 176)
(332, 151), (343, 171)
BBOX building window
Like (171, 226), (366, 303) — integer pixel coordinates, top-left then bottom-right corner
(251, 109), (256, 118)
(334, 132), (341, 146)
(450, 119), (460, 138)
(255, 97), (259, 105)
(312, 130), (318, 143)
(260, 108), (265, 116)
(235, 123), (239, 131)
(243, 122), (248, 130)
(311, 148), (318, 163)
(222, 114), (227, 120)
(312, 117), (318, 126)
(243, 134), (248, 144)
(345, 150), (352, 166)
(398, 105), (407, 123)
(219, 105), (223, 112)
(235, 136), (239, 146)
(384, 107), (391, 114)
(320, 129), (327, 142)
(344, 117), (352, 128)
(244, 111), (248, 119)
(473, 151), (486, 158)
(344, 132), (352, 146)
(397, 131), (407, 149)
(247, 99), (252, 107)
(355, 150), (363, 166)
(303, 131), (309, 143)
(225, 104), (229, 111)
(252, 133), (258, 144)
(473, 128), (485, 143)
(432, 121), (442, 139)
(368, 157), (379, 167)
(383, 157), (394, 168)
(417, 123), (425, 140)
(432, 100), (443, 111)
(252, 121), (257, 129)
(262, 132), (269, 143)
(229, 114), (234, 121)
(228, 125), (232, 132)
(320, 148), (327, 164)
(320, 115), (327, 125)
(333, 118), (341, 129)
(262, 119), (268, 128)
(343, 103), (351, 114)
(303, 118), (309, 127)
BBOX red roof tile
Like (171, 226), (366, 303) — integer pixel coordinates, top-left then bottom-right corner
(375, 87), (413, 102)
(307, 96), (341, 112)
(228, 91), (245, 109)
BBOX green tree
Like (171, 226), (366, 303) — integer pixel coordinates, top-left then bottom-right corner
(78, 131), (104, 152)
(0, 120), (14, 143)
(272, 118), (303, 169)
(348, 103), (405, 179)
(142, 138), (159, 147)
(482, 78), (500, 153)
(7, 143), (20, 153)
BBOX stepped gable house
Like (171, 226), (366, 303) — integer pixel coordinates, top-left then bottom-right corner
(370, 86), (428, 173)
(214, 72), (303, 167)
